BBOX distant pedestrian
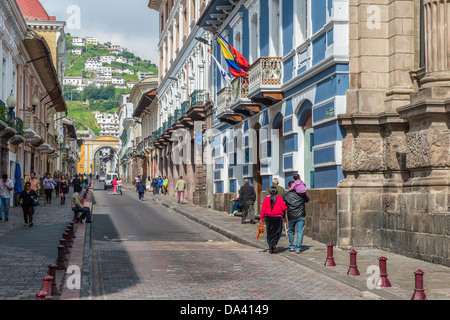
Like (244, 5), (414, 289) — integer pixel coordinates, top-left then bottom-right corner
(175, 176), (186, 204)
(72, 175), (81, 193)
(29, 172), (40, 212)
(283, 181), (309, 253)
(0, 174), (14, 222)
(163, 176), (168, 195)
(239, 179), (256, 224)
(264, 177), (285, 198)
(146, 176), (151, 192)
(112, 177), (118, 195)
(136, 180), (146, 201)
(288, 173), (307, 196)
(54, 174), (60, 199)
(157, 176), (164, 195)
(71, 191), (92, 223)
(60, 175), (69, 205)
(117, 177), (123, 195)
(151, 178), (158, 195)
(43, 173), (56, 204)
(260, 186), (288, 254)
(19, 182), (38, 227)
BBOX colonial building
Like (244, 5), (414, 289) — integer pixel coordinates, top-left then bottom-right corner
(0, 0), (74, 208)
(148, 0), (214, 204)
(196, 0), (349, 214)
(337, 0), (449, 266)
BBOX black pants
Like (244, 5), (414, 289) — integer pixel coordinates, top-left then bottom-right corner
(55, 186), (59, 197)
(22, 206), (33, 224)
(265, 216), (283, 251)
(45, 189), (53, 203)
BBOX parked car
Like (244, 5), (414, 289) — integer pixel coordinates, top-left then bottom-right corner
(104, 173), (118, 190)
(99, 173), (106, 182)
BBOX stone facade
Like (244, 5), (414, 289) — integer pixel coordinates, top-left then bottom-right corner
(338, 0), (450, 266)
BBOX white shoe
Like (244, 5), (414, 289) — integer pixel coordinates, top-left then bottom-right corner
(24, 223), (28, 227)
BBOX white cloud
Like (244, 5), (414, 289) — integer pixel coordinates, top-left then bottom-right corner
(40, 0), (159, 63)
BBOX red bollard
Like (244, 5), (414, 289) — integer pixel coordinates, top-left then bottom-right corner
(65, 228), (73, 242)
(69, 222), (76, 239)
(377, 257), (392, 287)
(56, 245), (68, 270)
(411, 269), (427, 300)
(35, 291), (47, 300)
(60, 238), (70, 254)
(324, 243), (336, 266)
(347, 249), (360, 275)
(63, 232), (73, 248)
(47, 264), (59, 296)
(42, 275), (53, 300)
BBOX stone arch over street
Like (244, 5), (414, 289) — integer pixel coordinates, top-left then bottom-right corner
(77, 136), (120, 175)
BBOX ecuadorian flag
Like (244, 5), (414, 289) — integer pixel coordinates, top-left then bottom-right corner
(217, 35), (250, 78)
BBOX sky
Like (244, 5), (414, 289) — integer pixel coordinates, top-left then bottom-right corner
(39, 0), (160, 64)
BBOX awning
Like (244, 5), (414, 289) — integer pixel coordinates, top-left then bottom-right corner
(23, 29), (67, 113)
(63, 119), (77, 139)
(132, 89), (158, 118)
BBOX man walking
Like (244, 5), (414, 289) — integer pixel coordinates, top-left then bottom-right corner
(283, 181), (309, 253)
(239, 179), (256, 224)
(175, 176), (186, 204)
(0, 174), (14, 222)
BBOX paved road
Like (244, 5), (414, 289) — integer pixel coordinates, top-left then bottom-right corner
(88, 182), (381, 301)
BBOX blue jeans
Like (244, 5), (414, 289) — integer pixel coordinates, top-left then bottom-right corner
(231, 200), (241, 213)
(288, 217), (305, 252)
(0, 198), (10, 220)
(72, 207), (92, 222)
(138, 192), (144, 200)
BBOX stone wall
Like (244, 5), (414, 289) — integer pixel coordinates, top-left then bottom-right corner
(304, 189), (338, 245)
(381, 192), (450, 266)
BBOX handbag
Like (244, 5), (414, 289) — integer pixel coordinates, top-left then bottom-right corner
(33, 197), (40, 206)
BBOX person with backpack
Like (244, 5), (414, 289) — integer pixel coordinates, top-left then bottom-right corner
(136, 180), (146, 201)
(259, 186), (288, 254)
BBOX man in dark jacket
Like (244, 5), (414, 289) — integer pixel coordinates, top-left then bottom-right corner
(239, 179), (256, 224)
(72, 175), (81, 193)
(283, 181), (309, 253)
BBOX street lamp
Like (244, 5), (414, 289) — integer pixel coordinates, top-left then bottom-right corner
(31, 94), (39, 114)
(6, 91), (16, 120)
(195, 36), (211, 46)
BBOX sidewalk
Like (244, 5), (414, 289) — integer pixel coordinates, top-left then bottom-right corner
(124, 184), (450, 300)
(0, 187), (89, 300)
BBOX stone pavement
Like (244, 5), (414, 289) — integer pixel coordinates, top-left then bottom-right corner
(123, 183), (450, 300)
(0, 187), (88, 300)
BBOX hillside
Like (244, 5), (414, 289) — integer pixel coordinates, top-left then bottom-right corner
(64, 34), (158, 134)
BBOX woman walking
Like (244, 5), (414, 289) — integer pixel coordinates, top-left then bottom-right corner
(60, 175), (69, 205)
(112, 177), (118, 195)
(163, 176), (168, 195)
(43, 173), (55, 204)
(19, 182), (38, 227)
(54, 174), (60, 199)
(259, 186), (288, 254)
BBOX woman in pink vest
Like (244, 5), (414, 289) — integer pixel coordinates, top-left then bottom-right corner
(112, 177), (117, 195)
(260, 186), (288, 254)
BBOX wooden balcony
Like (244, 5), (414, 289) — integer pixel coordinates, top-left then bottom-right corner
(230, 75), (261, 117)
(186, 90), (207, 121)
(248, 57), (283, 106)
